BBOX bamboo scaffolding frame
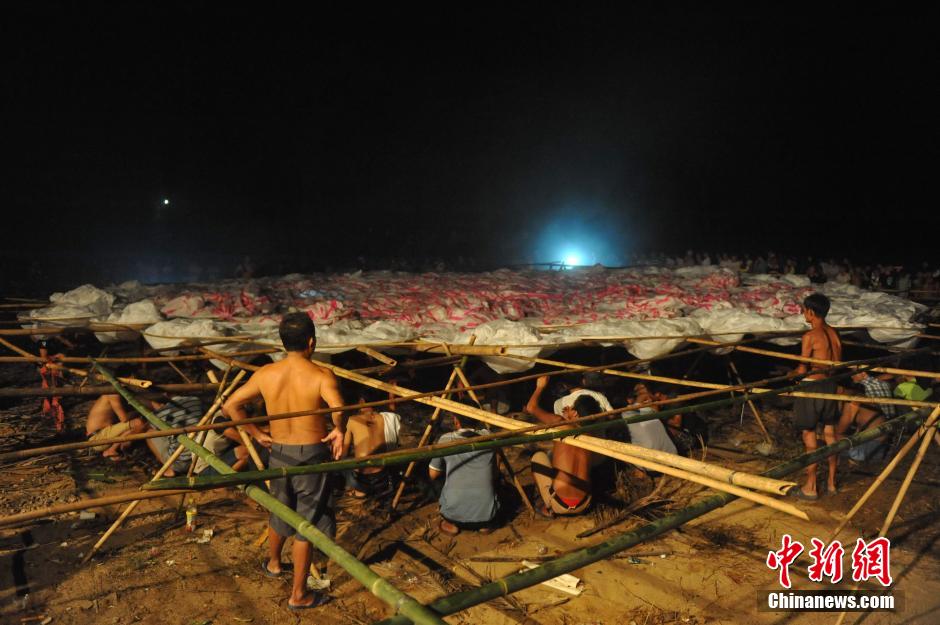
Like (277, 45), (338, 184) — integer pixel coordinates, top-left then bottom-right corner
(686, 337), (940, 379)
(514, 354), (939, 409)
(93, 363), (447, 625)
(166, 368), (895, 501)
(80, 370), (248, 562)
(0, 336), (152, 388)
(373, 409), (930, 625)
(1, 345), (917, 464)
(148, 362), (878, 494)
(391, 347), (469, 510)
(827, 406), (940, 542)
(222, 353), (804, 496)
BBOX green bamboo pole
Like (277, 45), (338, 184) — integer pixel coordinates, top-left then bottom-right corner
(147, 367), (865, 492)
(92, 362), (447, 625)
(374, 407), (932, 625)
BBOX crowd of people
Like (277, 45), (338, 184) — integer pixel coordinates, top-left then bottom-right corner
(628, 250), (940, 295)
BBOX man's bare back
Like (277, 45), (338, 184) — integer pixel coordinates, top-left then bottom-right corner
(224, 353), (345, 456)
(800, 324), (842, 380)
(550, 436), (591, 499)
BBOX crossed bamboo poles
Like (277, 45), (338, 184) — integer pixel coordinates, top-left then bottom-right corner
(0, 340), (936, 623)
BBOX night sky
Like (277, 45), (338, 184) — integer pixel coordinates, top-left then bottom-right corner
(4, 4), (936, 287)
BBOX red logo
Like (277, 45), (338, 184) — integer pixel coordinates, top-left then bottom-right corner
(766, 536), (892, 588)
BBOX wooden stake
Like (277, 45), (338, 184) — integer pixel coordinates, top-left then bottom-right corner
(728, 359), (773, 445)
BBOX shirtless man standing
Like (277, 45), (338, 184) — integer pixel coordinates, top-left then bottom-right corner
(525, 375), (595, 517)
(792, 293), (842, 500)
(223, 312), (344, 611)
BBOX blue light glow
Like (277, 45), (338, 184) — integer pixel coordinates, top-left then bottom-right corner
(531, 204), (630, 268)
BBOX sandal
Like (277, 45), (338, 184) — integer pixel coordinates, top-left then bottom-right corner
(789, 488), (819, 502)
(260, 560), (294, 578)
(288, 593), (331, 610)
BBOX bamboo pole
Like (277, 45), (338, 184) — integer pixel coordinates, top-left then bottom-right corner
(0, 382), (219, 398)
(81, 370), (247, 562)
(728, 359), (773, 445)
(828, 406), (940, 541)
(0, 336), (152, 388)
(0, 349), (280, 364)
(373, 409), (929, 625)
(93, 363), (447, 625)
(686, 337), (940, 379)
(357, 346), (397, 366)
(517, 354), (938, 409)
(0, 489), (193, 528)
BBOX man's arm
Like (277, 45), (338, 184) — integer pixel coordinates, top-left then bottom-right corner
(222, 374), (272, 447)
(319, 369), (346, 459)
(525, 376), (562, 425)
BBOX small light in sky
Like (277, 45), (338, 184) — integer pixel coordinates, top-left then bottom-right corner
(163, 198), (170, 206)
(564, 254), (582, 267)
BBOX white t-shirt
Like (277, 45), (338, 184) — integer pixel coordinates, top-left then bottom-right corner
(623, 407), (678, 454)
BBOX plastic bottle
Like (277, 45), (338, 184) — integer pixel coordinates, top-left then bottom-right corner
(185, 499), (198, 532)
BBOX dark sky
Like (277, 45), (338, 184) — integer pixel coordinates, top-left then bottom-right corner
(4, 4), (936, 281)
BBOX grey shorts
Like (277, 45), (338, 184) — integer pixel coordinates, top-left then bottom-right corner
(793, 379), (839, 431)
(267, 443), (336, 542)
(149, 435), (192, 474)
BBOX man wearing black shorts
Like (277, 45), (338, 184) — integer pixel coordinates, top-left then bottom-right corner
(792, 293), (842, 500)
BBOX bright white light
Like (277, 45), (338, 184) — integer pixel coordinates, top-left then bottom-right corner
(564, 254), (582, 267)
(163, 198), (170, 206)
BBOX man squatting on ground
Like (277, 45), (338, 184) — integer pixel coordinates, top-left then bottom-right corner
(428, 412), (499, 535)
(223, 312), (345, 611)
(526, 375), (596, 517)
(792, 293), (842, 500)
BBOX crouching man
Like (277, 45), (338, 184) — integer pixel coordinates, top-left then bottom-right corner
(525, 375), (595, 517)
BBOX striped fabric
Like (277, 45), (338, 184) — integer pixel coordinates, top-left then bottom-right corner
(155, 396), (204, 466)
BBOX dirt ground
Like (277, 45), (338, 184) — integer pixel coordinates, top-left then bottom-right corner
(2, 362), (940, 625)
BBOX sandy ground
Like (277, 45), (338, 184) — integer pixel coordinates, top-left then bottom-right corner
(2, 368), (940, 625)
